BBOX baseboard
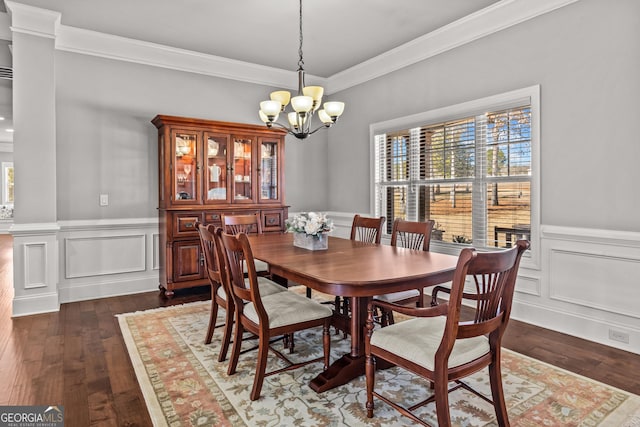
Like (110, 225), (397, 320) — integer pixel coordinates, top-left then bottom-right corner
(58, 275), (160, 304)
(12, 291), (59, 317)
(512, 300), (639, 355)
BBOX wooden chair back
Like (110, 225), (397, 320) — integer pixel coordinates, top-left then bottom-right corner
(219, 231), (263, 316)
(196, 222), (220, 285)
(390, 219), (434, 251)
(222, 213), (262, 235)
(210, 225), (232, 299)
(437, 240), (530, 362)
(350, 214), (385, 244)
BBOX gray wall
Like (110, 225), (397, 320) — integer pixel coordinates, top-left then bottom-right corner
(17, 0), (640, 230)
(327, 0), (640, 232)
(54, 52), (328, 220)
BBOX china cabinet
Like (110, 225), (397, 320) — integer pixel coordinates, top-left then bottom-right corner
(152, 115), (288, 297)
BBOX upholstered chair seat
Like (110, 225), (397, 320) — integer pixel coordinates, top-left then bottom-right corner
(244, 291), (333, 328)
(370, 316), (489, 371)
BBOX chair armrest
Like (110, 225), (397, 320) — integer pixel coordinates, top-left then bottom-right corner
(368, 299), (449, 320)
(430, 285), (451, 306)
(430, 285), (484, 307)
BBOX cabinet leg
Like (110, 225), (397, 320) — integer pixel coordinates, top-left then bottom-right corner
(159, 285), (174, 298)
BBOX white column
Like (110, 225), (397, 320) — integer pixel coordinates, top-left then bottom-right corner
(6, 2), (60, 316)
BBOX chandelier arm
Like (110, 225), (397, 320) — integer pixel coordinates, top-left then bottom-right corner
(267, 118), (328, 140)
(265, 121), (292, 132)
(307, 123), (332, 136)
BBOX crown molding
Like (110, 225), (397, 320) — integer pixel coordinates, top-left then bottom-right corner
(4, 1), (60, 39)
(0, 0), (580, 92)
(55, 25), (327, 91)
(326, 0), (581, 93)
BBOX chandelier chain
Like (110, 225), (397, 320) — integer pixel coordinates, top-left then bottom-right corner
(257, 0), (344, 139)
(298, 0), (304, 70)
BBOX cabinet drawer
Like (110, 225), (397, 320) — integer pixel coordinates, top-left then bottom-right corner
(262, 210), (284, 232)
(204, 211), (222, 225)
(175, 214), (202, 236)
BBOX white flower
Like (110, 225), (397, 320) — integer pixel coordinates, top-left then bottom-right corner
(286, 212), (334, 238)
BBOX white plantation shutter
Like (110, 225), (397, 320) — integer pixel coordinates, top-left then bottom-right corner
(373, 100), (532, 249)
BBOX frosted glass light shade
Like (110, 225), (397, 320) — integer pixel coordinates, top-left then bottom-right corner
(318, 109), (332, 124)
(324, 101), (345, 118)
(259, 110), (278, 123)
(288, 112), (298, 127)
(270, 91), (291, 109)
(303, 86), (324, 110)
(260, 100), (282, 117)
(291, 95), (313, 113)
(303, 86), (324, 100)
(288, 112), (307, 128)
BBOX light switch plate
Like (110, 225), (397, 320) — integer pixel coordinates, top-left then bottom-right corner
(99, 194), (109, 206)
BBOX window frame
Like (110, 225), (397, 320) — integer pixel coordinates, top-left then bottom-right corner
(2, 161), (13, 205)
(369, 85), (540, 270)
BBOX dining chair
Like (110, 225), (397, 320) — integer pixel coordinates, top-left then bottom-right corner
(350, 214), (385, 243)
(198, 223), (286, 362)
(365, 239), (529, 426)
(373, 219), (434, 325)
(333, 215), (386, 336)
(221, 213), (270, 276)
(219, 231), (333, 401)
(196, 222), (224, 346)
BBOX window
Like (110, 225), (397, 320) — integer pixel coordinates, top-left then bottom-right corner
(1, 161), (13, 219)
(371, 86), (539, 266)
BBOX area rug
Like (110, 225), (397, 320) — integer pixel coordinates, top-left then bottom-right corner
(117, 296), (640, 426)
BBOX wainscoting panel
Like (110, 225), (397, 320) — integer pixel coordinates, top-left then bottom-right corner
(526, 225), (640, 354)
(65, 234), (146, 278)
(514, 274), (540, 297)
(152, 233), (160, 271)
(550, 248), (640, 319)
(57, 218), (159, 303)
(23, 241), (47, 289)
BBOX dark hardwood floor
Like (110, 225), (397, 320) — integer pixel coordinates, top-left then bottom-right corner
(0, 234), (638, 426)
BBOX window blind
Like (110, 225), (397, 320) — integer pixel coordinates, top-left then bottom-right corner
(374, 105), (531, 249)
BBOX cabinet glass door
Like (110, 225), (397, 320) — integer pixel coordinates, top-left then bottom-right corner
(259, 138), (280, 202)
(204, 133), (230, 203)
(173, 131), (199, 203)
(232, 136), (253, 202)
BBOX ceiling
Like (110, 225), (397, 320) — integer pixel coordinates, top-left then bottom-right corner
(7, 0), (500, 78)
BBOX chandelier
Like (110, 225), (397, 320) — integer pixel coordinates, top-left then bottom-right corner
(258, 0), (345, 140)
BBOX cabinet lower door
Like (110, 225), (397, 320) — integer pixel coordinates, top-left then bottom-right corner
(173, 240), (203, 282)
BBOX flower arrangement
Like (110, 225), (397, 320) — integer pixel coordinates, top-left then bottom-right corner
(286, 212), (334, 238)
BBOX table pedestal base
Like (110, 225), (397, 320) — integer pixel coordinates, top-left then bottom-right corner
(310, 354), (364, 392)
(310, 353), (394, 393)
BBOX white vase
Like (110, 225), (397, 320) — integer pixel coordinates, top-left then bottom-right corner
(293, 232), (328, 251)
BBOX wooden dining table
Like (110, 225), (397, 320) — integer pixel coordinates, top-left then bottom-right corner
(247, 233), (459, 393)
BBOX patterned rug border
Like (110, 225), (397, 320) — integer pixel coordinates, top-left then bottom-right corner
(117, 300), (640, 427)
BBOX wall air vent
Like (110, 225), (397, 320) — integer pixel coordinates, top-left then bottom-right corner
(0, 67), (12, 80)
